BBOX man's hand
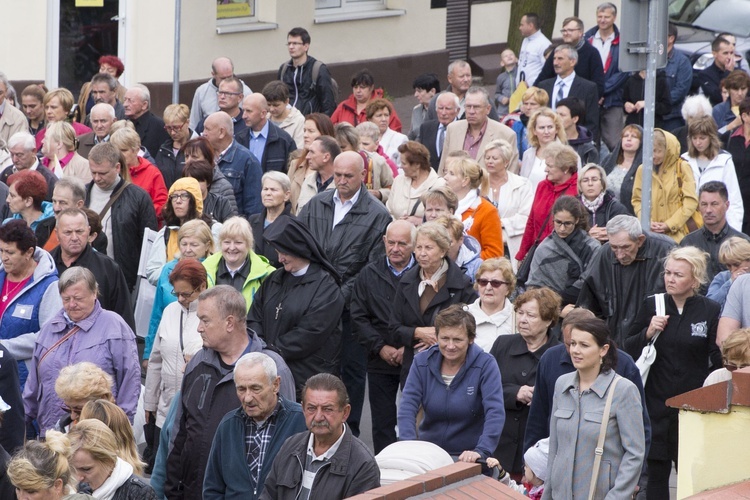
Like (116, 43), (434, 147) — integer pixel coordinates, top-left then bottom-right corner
(379, 345), (401, 367)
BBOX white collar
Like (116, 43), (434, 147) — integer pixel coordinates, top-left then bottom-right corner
(306, 425), (346, 462)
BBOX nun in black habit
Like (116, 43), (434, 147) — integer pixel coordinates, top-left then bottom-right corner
(247, 215), (345, 398)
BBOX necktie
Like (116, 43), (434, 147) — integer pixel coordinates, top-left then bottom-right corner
(437, 125), (446, 157)
(556, 81), (565, 107)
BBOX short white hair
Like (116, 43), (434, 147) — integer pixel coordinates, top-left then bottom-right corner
(128, 83), (151, 107)
(8, 132), (36, 151)
(681, 94), (712, 122)
(91, 102), (116, 119)
(234, 352), (278, 384)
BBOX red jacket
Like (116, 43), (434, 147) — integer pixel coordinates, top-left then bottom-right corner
(130, 156), (168, 219)
(331, 88), (403, 132)
(516, 174), (578, 261)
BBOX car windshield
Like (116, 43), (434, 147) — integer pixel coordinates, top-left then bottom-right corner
(669, 0), (750, 37)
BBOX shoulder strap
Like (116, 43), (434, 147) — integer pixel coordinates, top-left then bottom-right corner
(99, 182), (129, 219)
(37, 326), (81, 372)
(280, 62), (288, 81)
(312, 60), (322, 84)
(588, 375), (621, 500)
(534, 210), (555, 245)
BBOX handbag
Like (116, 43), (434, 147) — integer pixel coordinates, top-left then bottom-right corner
(588, 375), (622, 500)
(635, 293), (666, 385)
(516, 210), (553, 285)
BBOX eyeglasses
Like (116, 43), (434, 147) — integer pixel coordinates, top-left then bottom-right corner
(554, 220), (576, 228)
(217, 91), (242, 97)
(171, 287), (200, 299)
(476, 278), (508, 288)
(581, 177), (601, 184)
(164, 122), (186, 133)
(724, 361), (750, 372)
(61, 404), (85, 416)
(170, 192), (192, 202)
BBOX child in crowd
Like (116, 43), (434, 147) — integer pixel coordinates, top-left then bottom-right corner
(487, 437), (548, 499)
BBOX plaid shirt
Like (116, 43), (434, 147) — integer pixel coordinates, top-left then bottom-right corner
(243, 401), (281, 488)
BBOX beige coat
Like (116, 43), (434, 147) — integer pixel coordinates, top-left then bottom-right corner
(0, 103), (27, 145)
(387, 168), (445, 219)
(438, 118), (519, 175)
(63, 152), (92, 183)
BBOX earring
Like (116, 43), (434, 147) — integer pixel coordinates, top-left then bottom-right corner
(600, 357), (604, 365)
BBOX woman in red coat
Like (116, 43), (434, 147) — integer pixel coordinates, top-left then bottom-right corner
(516, 143), (579, 262)
(331, 69), (402, 132)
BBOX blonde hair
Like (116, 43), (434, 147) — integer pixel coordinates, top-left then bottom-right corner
(44, 88), (75, 113)
(522, 87), (550, 107)
(219, 216), (254, 250)
(718, 237), (750, 265)
(544, 143), (579, 175)
(434, 215), (465, 241)
(665, 246), (709, 288)
(450, 157), (489, 194)
(79, 400), (144, 475)
(109, 119), (135, 134)
(178, 219), (215, 257)
(7, 431), (74, 492)
(164, 103), (190, 124)
(528, 107), (567, 148)
(55, 362), (114, 403)
(68, 418), (119, 470)
(110, 127), (142, 153)
(722, 328), (750, 365)
(45, 121), (77, 152)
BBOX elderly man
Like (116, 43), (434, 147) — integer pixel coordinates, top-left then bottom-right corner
(84, 142), (157, 291)
(260, 373), (380, 500)
(190, 56), (252, 129)
(438, 86), (518, 174)
(296, 136), (340, 214)
(418, 92), (460, 171)
(577, 215), (675, 345)
(165, 285), (295, 500)
(0, 72), (27, 143)
(236, 93), (296, 174)
(352, 220), (415, 454)
(203, 111), (263, 216)
(123, 83), (169, 157)
(196, 77), (247, 136)
(426, 61), (500, 122)
(77, 103), (116, 158)
(49, 207), (134, 329)
(203, 352), (307, 500)
(537, 44), (600, 142)
(299, 151), (392, 438)
(1, 132), (57, 200)
(84, 72), (125, 125)
(517, 13), (551, 87)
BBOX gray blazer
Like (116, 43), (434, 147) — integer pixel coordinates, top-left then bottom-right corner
(543, 370), (645, 500)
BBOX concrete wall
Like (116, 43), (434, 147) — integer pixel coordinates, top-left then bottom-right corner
(2, 0), (47, 80)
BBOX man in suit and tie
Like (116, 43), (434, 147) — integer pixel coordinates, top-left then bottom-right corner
(537, 44), (600, 144)
(438, 87), (518, 175)
(418, 92), (460, 171)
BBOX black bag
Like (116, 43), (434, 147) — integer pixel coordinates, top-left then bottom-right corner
(516, 211), (553, 286)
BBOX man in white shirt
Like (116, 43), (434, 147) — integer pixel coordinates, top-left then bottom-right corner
(516, 13), (551, 87)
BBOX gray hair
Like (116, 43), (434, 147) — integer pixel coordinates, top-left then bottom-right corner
(8, 132), (36, 151)
(681, 94), (713, 122)
(555, 44), (579, 62)
(58, 267), (98, 296)
(386, 220), (417, 244)
(234, 352), (278, 384)
(355, 121), (380, 142)
(481, 138), (514, 165)
(0, 72), (9, 91)
(416, 222), (452, 253)
(597, 2), (617, 15)
(199, 285), (247, 326)
(261, 171), (292, 193)
(54, 177), (87, 202)
(606, 214), (644, 240)
(447, 60), (470, 76)
(90, 72), (117, 91)
(465, 86), (490, 106)
(91, 102), (116, 119)
(129, 83), (151, 107)
(436, 91), (460, 109)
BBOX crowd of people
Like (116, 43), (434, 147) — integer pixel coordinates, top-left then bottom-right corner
(0, 4), (750, 498)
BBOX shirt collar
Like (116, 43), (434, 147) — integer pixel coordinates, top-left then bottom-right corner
(333, 186), (362, 206)
(241, 399), (281, 428)
(703, 222), (730, 241)
(306, 424), (347, 462)
(250, 120), (270, 140)
(387, 255), (415, 276)
(555, 72), (576, 87)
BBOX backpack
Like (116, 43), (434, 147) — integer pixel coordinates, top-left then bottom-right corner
(280, 59), (339, 104)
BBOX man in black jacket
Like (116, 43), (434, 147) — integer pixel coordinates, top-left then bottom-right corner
(50, 208), (134, 329)
(278, 27), (337, 116)
(124, 83), (170, 158)
(236, 93), (297, 173)
(351, 220), (415, 454)
(698, 37), (734, 106)
(418, 92), (460, 171)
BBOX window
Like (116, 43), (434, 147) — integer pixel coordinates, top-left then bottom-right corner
(217, 0), (255, 20)
(314, 0), (404, 23)
(216, 0), (277, 34)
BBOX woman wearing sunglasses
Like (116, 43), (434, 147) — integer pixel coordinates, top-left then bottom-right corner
(466, 258), (517, 352)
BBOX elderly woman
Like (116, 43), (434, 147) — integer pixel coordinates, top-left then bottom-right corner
(443, 156), (503, 259)
(387, 141), (444, 223)
(156, 103), (198, 189)
(247, 216), (344, 397)
(503, 86), (549, 163)
(248, 171), (293, 268)
(81, 399), (145, 477)
(578, 163), (629, 243)
(145, 176), (220, 285)
(334, 122), (394, 200)
(519, 107), (569, 189)
(69, 419), (156, 498)
(545, 317), (645, 499)
(288, 113), (335, 213)
(182, 158), (236, 223)
(389, 222), (477, 385)
(625, 246), (721, 499)
(35, 88), (92, 149)
(491, 288), (561, 477)
(517, 143), (579, 263)
(708, 237), (750, 306)
(332, 69), (403, 132)
(53, 362), (115, 432)
(602, 124), (644, 212)
(110, 127), (168, 217)
(145, 219), (214, 362)
(7, 431), (78, 499)
(23, 267), (140, 438)
(435, 215), (482, 284)
(182, 137), (238, 216)
(203, 216), (275, 312)
(355, 121), (399, 177)
(145, 259), (206, 456)
(467, 258), (516, 352)
(481, 139), (532, 266)
(398, 304), (505, 464)
(5, 170), (54, 230)
(632, 129), (699, 243)
(0, 220), (61, 388)
(41, 121), (92, 182)
(704, 328), (750, 386)
(367, 98), (408, 165)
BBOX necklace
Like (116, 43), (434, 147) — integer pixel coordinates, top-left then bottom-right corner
(2, 276), (28, 302)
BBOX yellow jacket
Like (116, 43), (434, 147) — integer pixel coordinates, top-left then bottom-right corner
(632, 129), (700, 243)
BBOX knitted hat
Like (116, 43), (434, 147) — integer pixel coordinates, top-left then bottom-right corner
(523, 437), (549, 482)
(169, 177), (203, 216)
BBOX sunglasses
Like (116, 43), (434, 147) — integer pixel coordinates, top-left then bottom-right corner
(724, 361), (750, 372)
(476, 278), (508, 288)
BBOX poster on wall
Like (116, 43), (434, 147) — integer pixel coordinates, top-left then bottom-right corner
(76, 0), (104, 6)
(217, 0), (254, 19)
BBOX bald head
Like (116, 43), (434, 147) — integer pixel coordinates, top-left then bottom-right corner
(211, 57), (235, 88)
(333, 151), (365, 201)
(203, 111), (234, 151)
(242, 93), (270, 131)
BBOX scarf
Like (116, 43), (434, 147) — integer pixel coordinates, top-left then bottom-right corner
(91, 457), (133, 500)
(581, 192), (605, 214)
(419, 258), (449, 296)
(456, 189), (479, 219)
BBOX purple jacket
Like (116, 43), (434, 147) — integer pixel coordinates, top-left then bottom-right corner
(23, 301), (141, 436)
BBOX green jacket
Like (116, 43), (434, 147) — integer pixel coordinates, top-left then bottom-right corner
(203, 251), (276, 311)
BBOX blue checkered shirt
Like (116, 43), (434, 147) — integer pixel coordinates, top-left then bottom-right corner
(243, 402), (281, 488)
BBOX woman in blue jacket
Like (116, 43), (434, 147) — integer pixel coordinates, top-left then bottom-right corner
(398, 304), (505, 464)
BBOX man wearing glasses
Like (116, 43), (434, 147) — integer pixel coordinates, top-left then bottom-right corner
(278, 27), (337, 116)
(534, 16), (604, 99)
(196, 76), (247, 137)
(190, 56), (252, 129)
